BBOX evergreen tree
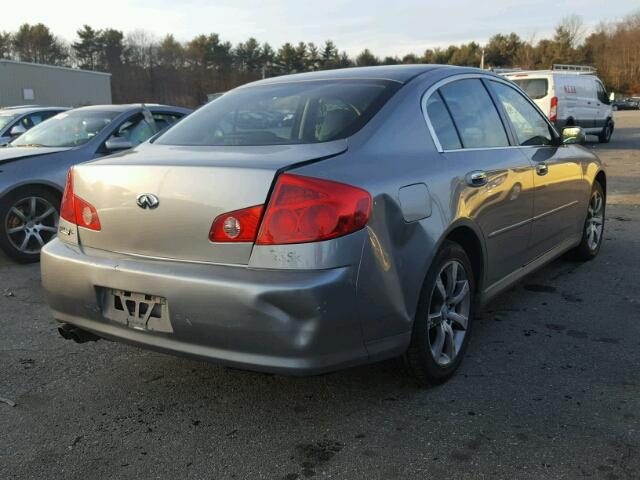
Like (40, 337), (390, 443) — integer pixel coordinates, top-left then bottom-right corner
(356, 49), (379, 66)
(12, 23), (68, 65)
(72, 25), (101, 70)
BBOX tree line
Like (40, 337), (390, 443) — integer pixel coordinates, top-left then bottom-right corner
(0, 11), (638, 107)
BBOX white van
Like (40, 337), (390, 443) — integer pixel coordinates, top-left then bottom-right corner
(503, 65), (614, 143)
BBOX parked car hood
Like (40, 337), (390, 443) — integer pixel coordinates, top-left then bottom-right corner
(0, 146), (72, 166)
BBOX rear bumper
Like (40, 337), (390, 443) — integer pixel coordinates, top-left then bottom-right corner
(41, 239), (369, 375)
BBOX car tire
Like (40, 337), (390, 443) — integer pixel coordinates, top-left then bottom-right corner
(598, 120), (613, 143)
(571, 181), (605, 261)
(0, 187), (60, 264)
(404, 241), (475, 386)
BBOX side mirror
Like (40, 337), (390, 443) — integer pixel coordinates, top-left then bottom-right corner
(9, 124), (27, 137)
(561, 126), (586, 145)
(104, 137), (133, 152)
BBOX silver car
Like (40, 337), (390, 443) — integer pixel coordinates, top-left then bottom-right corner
(41, 66), (606, 384)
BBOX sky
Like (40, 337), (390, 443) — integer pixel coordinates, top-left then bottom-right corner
(3, 0), (638, 57)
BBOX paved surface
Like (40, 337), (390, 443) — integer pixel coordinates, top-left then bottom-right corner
(1, 112), (639, 480)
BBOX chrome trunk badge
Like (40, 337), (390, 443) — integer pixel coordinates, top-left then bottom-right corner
(136, 193), (160, 209)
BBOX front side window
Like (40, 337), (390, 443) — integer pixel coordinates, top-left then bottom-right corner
(596, 82), (609, 104)
(28, 113), (44, 126)
(424, 91), (461, 150)
(156, 79), (400, 146)
(19, 115), (34, 129)
(491, 81), (553, 146)
(439, 79), (509, 149)
(11, 110), (119, 148)
(110, 114), (155, 147)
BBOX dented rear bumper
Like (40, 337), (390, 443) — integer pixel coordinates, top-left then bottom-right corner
(40, 238), (368, 375)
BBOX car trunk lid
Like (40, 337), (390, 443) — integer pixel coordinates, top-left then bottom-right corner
(71, 141), (347, 264)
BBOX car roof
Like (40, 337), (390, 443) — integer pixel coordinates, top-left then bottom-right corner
(68, 104), (191, 114)
(504, 70), (598, 78)
(0, 106), (69, 115)
(242, 64), (462, 88)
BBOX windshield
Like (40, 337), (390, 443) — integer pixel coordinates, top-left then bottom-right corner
(11, 110), (120, 147)
(0, 114), (17, 132)
(156, 79), (400, 146)
(512, 78), (549, 100)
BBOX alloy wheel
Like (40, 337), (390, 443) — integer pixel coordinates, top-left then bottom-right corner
(586, 190), (604, 251)
(426, 260), (471, 367)
(5, 196), (59, 255)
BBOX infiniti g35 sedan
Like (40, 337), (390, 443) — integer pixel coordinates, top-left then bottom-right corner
(0, 104), (191, 262)
(41, 65), (606, 385)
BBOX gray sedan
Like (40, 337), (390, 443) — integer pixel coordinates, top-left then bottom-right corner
(41, 66), (605, 384)
(0, 105), (69, 146)
(0, 104), (191, 262)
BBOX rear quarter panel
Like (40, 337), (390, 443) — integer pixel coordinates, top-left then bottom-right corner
(292, 69), (476, 346)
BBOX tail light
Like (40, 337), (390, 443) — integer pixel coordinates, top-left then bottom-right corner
(208, 174), (371, 245)
(59, 168), (76, 223)
(257, 173), (370, 245)
(549, 96), (558, 123)
(209, 205), (264, 242)
(60, 168), (102, 231)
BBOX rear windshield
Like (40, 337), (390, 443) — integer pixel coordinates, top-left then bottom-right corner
(156, 79), (400, 146)
(512, 78), (548, 100)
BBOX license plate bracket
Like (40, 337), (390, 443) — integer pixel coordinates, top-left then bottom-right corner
(102, 289), (173, 333)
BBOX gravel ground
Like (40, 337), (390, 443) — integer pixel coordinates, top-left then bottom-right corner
(1, 112), (639, 480)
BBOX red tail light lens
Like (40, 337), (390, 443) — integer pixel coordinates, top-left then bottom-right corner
(209, 205), (264, 242)
(256, 173), (371, 245)
(59, 167), (101, 231)
(74, 197), (101, 231)
(60, 168), (76, 223)
(549, 96), (558, 122)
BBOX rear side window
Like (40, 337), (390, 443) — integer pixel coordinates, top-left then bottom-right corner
(425, 92), (461, 150)
(156, 79), (400, 146)
(512, 78), (548, 100)
(439, 79), (509, 149)
(491, 81), (553, 146)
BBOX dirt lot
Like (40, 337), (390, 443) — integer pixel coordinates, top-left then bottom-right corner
(1, 112), (639, 480)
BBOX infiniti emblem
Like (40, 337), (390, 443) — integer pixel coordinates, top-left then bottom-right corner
(136, 193), (160, 210)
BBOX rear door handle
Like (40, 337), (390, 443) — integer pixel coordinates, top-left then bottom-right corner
(536, 163), (548, 176)
(466, 171), (488, 187)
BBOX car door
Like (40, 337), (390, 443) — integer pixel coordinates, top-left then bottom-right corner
(583, 77), (599, 129)
(489, 79), (586, 259)
(426, 77), (536, 285)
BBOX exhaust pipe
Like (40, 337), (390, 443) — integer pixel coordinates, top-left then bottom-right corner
(58, 324), (100, 343)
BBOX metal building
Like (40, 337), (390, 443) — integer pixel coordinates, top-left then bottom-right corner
(0, 60), (112, 107)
